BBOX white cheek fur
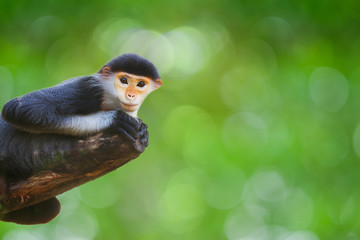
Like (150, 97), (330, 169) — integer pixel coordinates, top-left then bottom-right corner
(101, 74), (118, 97)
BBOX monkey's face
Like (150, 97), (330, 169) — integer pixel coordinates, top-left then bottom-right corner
(114, 72), (162, 113)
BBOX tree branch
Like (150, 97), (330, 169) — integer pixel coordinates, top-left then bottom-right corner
(0, 132), (144, 214)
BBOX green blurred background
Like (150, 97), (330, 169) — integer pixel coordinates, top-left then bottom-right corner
(1, 0), (360, 239)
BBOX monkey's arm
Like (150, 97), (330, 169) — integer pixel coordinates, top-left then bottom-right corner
(1, 76), (141, 138)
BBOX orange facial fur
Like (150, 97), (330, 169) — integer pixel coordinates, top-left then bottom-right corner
(113, 72), (161, 116)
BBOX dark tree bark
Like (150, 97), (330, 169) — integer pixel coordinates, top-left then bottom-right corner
(0, 132), (144, 214)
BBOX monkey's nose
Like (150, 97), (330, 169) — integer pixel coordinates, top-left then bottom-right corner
(127, 93), (136, 98)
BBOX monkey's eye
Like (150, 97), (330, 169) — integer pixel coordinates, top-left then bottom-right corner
(137, 81), (146, 88)
(119, 77), (128, 84)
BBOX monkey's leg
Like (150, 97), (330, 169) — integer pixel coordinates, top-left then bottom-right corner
(2, 197), (61, 225)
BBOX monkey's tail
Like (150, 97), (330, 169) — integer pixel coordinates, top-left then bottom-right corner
(1, 197), (61, 225)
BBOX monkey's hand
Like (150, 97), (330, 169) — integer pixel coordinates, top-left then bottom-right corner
(109, 111), (149, 152)
(138, 121), (149, 148)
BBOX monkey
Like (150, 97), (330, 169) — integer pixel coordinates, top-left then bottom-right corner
(0, 53), (162, 224)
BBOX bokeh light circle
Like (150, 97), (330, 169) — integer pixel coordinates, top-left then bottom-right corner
(158, 169), (206, 233)
(93, 18), (142, 54)
(302, 121), (349, 167)
(352, 123), (360, 158)
(253, 16), (295, 51)
(165, 27), (208, 77)
(286, 231), (320, 240)
(273, 189), (314, 229)
(164, 105), (216, 149)
(221, 38), (279, 112)
(224, 208), (265, 240)
(251, 169), (288, 203)
(3, 230), (38, 240)
(93, 20), (209, 78)
(204, 166), (246, 209)
(79, 175), (121, 209)
(56, 208), (98, 240)
(309, 67), (349, 112)
(222, 112), (268, 159)
(28, 16), (68, 49)
(195, 18), (230, 54)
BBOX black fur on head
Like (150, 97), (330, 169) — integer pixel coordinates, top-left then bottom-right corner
(100, 53), (161, 80)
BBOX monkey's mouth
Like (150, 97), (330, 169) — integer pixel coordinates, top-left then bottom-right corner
(121, 103), (139, 111)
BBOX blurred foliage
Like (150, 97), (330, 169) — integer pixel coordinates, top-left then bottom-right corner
(1, 0), (360, 239)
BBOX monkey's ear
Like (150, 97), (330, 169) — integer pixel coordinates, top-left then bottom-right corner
(153, 78), (162, 90)
(98, 66), (112, 76)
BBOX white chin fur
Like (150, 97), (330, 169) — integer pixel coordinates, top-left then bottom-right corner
(125, 110), (138, 118)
